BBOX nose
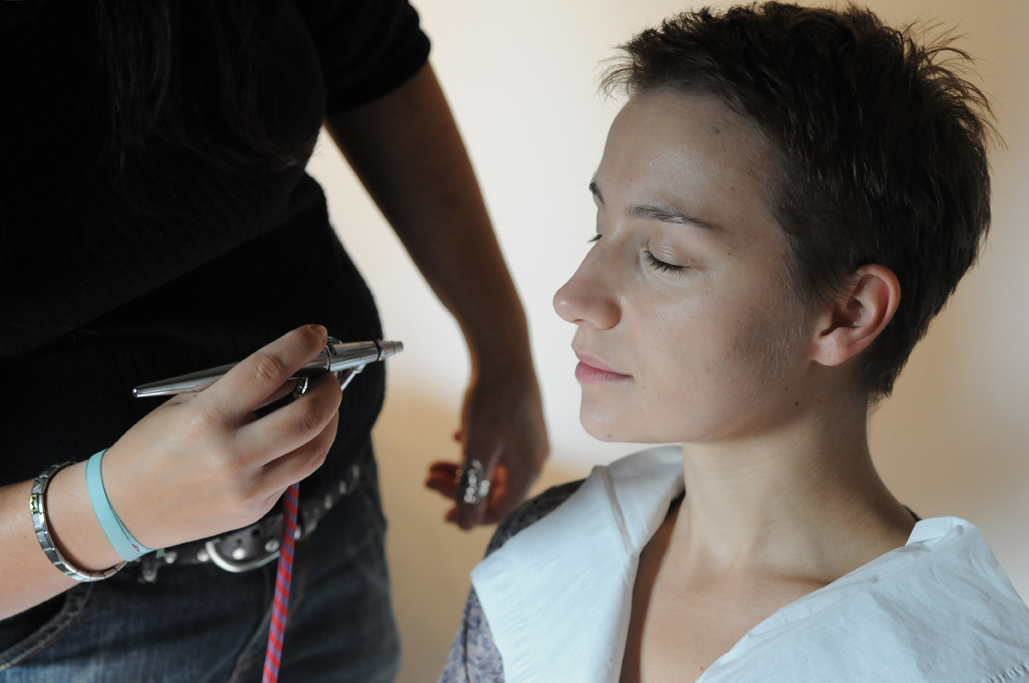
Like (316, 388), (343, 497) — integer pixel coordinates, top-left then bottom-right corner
(553, 248), (621, 330)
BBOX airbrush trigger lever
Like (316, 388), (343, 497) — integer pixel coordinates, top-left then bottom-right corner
(291, 337), (368, 398)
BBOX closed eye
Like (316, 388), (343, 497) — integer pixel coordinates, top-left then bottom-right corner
(645, 251), (688, 274)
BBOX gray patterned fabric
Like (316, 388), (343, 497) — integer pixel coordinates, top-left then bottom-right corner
(438, 480), (585, 683)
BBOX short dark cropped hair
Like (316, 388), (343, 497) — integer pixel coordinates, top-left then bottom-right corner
(603, 2), (995, 400)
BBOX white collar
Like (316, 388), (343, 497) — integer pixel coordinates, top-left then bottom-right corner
(471, 446), (684, 683)
(471, 448), (1029, 683)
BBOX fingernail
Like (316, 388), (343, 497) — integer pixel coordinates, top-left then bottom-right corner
(308, 324), (328, 342)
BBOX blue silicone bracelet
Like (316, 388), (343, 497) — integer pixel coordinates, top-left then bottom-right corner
(85, 449), (152, 562)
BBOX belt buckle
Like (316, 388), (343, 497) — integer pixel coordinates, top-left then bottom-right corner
(204, 538), (282, 573)
(194, 460), (364, 574)
(204, 513), (291, 573)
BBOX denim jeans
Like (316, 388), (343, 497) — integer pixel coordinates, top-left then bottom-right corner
(0, 457), (400, 683)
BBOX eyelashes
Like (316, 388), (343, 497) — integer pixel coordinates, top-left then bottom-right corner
(645, 251), (688, 274)
(588, 233), (689, 274)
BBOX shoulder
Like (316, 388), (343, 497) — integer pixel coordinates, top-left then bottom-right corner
(438, 480), (584, 683)
(484, 480), (585, 557)
(439, 587), (506, 683)
(730, 518), (1029, 682)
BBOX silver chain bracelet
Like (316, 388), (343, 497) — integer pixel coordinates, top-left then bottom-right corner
(30, 461), (125, 582)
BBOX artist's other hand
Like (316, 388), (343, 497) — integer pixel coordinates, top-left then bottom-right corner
(97, 325), (341, 550)
(425, 354), (548, 529)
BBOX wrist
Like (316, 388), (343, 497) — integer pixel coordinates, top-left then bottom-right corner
(45, 461), (126, 573)
(85, 449), (153, 561)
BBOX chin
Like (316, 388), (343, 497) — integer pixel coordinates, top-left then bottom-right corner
(579, 405), (665, 443)
(578, 395), (727, 445)
(579, 405), (629, 442)
(583, 425), (624, 442)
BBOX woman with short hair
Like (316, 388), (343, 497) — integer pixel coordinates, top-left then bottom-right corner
(437, 4), (1029, 682)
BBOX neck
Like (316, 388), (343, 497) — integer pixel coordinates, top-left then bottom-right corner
(674, 386), (914, 582)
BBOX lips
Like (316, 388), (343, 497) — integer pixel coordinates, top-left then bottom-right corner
(574, 351), (631, 383)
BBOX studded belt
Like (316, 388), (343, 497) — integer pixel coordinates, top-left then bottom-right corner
(133, 446), (371, 583)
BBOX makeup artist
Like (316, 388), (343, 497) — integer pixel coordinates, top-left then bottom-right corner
(0, 0), (547, 680)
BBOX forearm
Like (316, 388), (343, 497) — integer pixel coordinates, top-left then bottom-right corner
(0, 463), (121, 619)
(328, 63), (548, 527)
(324, 63), (530, 367)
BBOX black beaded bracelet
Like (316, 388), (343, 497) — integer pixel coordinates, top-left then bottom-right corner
(30, 462), (125, 582)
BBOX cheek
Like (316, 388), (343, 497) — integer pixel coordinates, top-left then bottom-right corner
(702, 294), (808, 432)
(621, 292), (730, 426)
(576, 260), (807, 443)
(576, 294), (707, 442)
(637, 281), (726, 379)
(720, 303), (792, 401)
(635, 279), (803, 439)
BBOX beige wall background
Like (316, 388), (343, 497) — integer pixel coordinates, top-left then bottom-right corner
(305, 1), (1029, 680)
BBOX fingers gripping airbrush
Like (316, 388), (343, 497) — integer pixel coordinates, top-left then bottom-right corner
(131, 336), (402, 683)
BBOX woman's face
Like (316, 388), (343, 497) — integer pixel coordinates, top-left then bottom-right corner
(554, 90), (813, 444)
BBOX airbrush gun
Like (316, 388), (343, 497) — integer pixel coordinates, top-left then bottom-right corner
(133, 338), (403, 398)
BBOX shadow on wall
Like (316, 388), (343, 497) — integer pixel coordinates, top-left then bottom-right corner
(372, 388), (584, 683)
(869, 259), (1029, 598)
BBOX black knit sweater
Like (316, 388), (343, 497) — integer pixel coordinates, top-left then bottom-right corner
(0, 0), (430, 500)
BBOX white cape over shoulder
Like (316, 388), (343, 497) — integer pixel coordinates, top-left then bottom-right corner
(471, 447), (1029, 683)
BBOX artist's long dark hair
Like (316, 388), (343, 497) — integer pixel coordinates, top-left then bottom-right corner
(96, 0), (315, 174)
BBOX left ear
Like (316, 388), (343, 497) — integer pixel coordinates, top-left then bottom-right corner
(810, 264), (900, 367)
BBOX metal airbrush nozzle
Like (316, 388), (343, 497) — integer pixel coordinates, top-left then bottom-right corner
(378, 340), (403, 360)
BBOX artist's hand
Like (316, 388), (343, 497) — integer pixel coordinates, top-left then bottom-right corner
(425, 355), (548, 529)
(96, 325), (341, 550)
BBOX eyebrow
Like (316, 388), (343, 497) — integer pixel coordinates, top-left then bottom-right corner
(589, 179), (723, 232)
